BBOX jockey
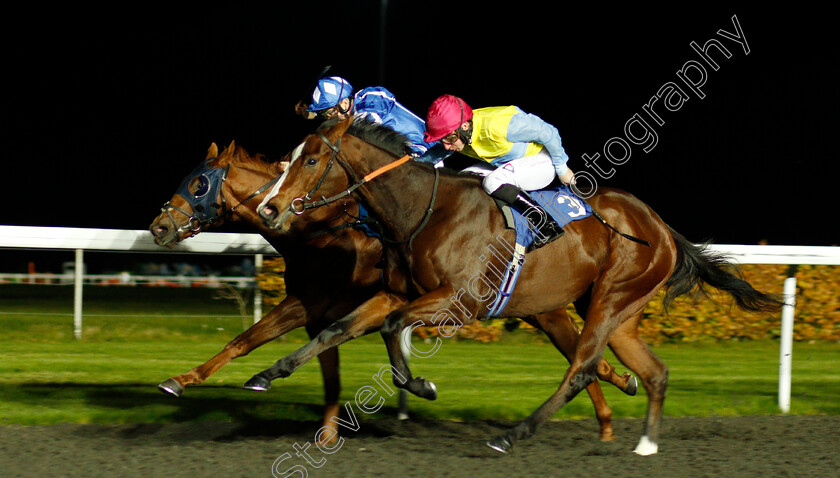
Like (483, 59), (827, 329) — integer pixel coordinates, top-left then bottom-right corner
(423, 94), (573, 248)
(295, 76), (448, 165)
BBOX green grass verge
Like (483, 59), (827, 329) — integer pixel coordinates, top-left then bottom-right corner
(1, 284), (838, 426)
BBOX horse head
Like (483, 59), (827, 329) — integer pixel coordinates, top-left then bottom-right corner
(257, 116), (360, 232)
(149, 141), (285, 248)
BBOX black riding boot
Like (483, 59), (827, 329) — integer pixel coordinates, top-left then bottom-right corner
(490, 184), (565, 248)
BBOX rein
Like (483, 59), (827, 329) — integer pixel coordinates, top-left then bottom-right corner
(287, 132), (437, 249)
(282, 130), (646, 250)
(226, 175), (284, 218)
(289, 133), (410, 214)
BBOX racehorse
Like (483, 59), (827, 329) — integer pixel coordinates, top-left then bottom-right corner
(149, 140), (635, 442)
(254, 116), (782, 455)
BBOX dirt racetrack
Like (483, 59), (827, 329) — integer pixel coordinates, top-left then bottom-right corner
(1, 415), (837, 477)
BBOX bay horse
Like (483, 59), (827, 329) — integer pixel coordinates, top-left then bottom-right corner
(254, 116), (782, 455)
(148, 140), (635, 442)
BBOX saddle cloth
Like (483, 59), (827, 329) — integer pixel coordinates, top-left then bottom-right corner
(506, 183), (592, 249)
(457, 161), (592, 248)
(486, 183), (592, 317)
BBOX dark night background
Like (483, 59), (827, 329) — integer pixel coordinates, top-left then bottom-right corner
(1, 4), (837, 273)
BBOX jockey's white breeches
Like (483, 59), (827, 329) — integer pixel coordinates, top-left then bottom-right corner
(481, 150), (555, 194)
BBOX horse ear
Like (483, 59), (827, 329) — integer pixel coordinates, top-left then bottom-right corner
(218, 140), (238, 161)
(324, 114), (354, 143)
(337, 115), (353, 135)
(207, 143), (219, 159)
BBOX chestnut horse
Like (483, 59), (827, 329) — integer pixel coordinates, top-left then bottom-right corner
(149, 141), (634, 442)
(254, 117), (782, 455)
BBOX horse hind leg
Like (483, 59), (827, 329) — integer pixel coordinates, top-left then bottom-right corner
(312, 331), (410, 430)
(607, 313), (668, 456)
(313, 335), (341, 446)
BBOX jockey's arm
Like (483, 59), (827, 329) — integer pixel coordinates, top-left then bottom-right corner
(506, 112), (570, 179)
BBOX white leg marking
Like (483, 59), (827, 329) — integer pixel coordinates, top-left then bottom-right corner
(633, 435), (659, 456)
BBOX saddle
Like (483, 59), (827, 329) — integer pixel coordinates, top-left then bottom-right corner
(454, 160), (592, 249)
(449, 159), (593, 317)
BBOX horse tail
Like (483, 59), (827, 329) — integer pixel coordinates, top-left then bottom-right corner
(663, 226), (784, 313)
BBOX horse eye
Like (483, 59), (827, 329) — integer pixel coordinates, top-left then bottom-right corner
(305, 157), (318, 166)
(190, 175), (210, 197)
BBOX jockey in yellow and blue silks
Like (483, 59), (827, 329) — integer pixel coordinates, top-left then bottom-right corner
(296, 76), (448, 165)
(424, 94), (575, 248)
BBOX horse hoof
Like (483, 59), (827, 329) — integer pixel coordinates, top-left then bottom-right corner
(633, 435), (659, 455)
(599, 427), (616, 442)
(418, 378), (437, 401)
(486, 435), (513, 454)
(157, 378), (184, 397)
(243, 375), (271, 392)
(624, 375), (638, 396)
(425, 380), (438, 401)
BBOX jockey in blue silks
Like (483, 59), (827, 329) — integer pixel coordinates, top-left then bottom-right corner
(296, 76), (449, 165)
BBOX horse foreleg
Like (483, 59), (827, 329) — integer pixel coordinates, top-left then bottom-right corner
(158, 295), (309, 396)
(525, 311), (614, 441)
(379, 286), (463, 401)
(530, 311), (637, 394)
(243, 291), (408, 391)
(572, 295), (639, 395)
(596, 358), (638, 396)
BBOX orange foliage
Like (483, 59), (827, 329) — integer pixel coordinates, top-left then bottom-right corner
(258, 259), (840, 343)
(635, 264), (840, 343)
(256, 257), (286, 308)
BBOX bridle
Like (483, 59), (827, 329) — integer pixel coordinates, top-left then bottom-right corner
(283, 131), (440, 248)
(160, 159), (282, 234)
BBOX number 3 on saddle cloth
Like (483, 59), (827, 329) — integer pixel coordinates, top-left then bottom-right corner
(487, 183), (592, 317)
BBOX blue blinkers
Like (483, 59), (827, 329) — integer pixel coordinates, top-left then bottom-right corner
(171, 159), (230, 226)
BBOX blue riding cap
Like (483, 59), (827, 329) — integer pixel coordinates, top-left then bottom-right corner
(307, 77), (353, 112)
(173, 159), (229, 224)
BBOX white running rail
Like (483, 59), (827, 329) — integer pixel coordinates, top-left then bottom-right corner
(2, 225), (838, 413)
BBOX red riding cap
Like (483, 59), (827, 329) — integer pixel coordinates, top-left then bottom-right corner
(424, 94), (473, 143)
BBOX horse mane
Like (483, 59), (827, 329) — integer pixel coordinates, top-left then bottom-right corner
(216, 142), (279, 170)
(319, 118), (411, 158)
(320, 118), (484, 187)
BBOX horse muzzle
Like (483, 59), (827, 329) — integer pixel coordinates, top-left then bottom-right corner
(258, 203), (292, 231)
(149, 223), (181, 249)
(149, 211), (201, 249)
